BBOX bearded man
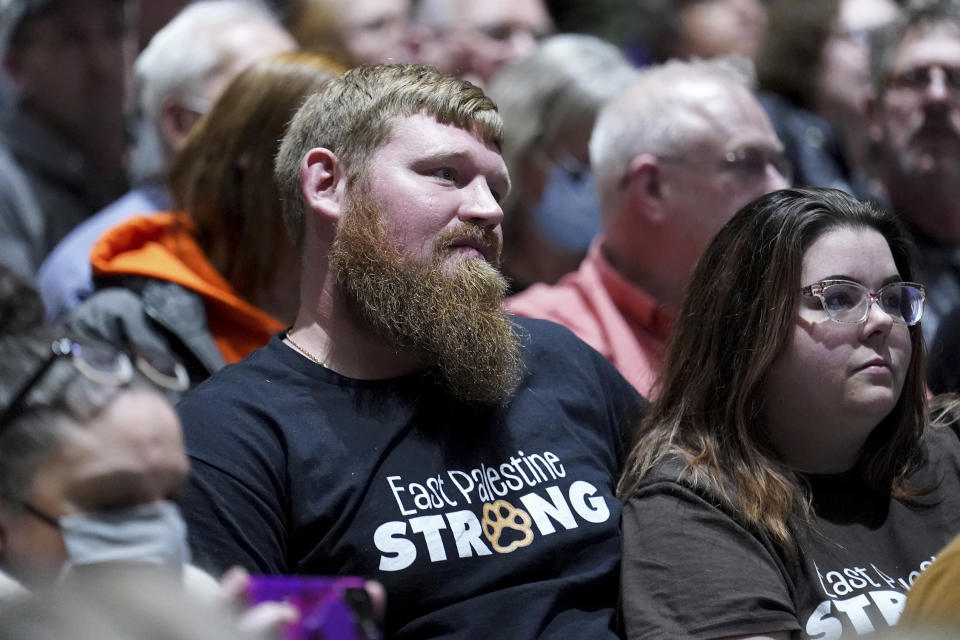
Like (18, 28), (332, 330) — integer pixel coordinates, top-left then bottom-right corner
(871, 0), (960, 344)
(177, 64), (644, 640)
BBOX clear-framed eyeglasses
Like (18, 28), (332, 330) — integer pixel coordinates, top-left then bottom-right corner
(642, 146), (794, 187)
(0, 338), (190, 432)
(800, 279), (926, 326)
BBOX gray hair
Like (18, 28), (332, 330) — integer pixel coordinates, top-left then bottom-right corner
(486, 33), (638, 236)
(128, 0), (284, 184)
(488, 33), (638, 174)
(589, 56), (755, 216)
(870, 0), (960, 94)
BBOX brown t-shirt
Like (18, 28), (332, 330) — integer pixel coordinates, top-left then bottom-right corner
(620, 426), (960, 639)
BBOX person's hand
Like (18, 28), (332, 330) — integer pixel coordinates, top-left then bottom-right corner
(364, 579), (387, 623)
(219, 566), (299, 639)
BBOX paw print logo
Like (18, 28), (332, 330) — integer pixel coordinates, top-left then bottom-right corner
(481, 499), (534, 553)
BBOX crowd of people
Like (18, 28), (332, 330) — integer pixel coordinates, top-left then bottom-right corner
(3, 0), (960, 639)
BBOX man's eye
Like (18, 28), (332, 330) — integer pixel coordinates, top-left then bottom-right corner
(946, 67), (960, 90)
(897, 67), (929, 88)
(433, 168), (456, 181)
(478, 24), (512, 41)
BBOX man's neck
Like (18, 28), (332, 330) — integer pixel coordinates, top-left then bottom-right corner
(289, 282), (426, 380)
(600, 236), (682, 311)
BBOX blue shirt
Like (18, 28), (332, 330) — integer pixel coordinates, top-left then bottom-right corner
(36, 182), (169, 320)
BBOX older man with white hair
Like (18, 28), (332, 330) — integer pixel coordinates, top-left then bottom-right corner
(507, 58), (790, 396)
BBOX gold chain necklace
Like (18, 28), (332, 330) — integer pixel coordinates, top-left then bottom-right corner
(284, 330), (327, 367)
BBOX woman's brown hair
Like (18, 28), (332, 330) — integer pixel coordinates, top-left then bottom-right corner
(168, 51), (343, 305)
(618, 187), (927, 555)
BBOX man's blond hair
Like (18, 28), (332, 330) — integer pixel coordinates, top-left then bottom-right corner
(275, 63), (503, 242)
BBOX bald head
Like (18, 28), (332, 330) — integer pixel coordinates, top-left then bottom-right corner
(590, 58), (758, 214)
(591, 57), (788, 308)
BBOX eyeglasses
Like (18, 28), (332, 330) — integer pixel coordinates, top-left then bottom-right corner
(886, 65), (960, 98)
(657, 147), (794, 184)
(800, 279), (926, 326)
(0, 338), (190, 433)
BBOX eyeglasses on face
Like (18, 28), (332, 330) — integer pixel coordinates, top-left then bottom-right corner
(0, 338), (190, 433)
(886, 65), (960, 96)
(800, 279), (926, 326)
(656, 147), (794, 184)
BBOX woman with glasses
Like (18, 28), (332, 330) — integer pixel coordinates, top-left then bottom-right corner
(618, 187), (960, 639)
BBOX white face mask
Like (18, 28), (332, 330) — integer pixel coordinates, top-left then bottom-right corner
(57, 501), (190, 576)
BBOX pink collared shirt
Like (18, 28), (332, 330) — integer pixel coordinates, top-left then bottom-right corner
(505, 239), (673, 398)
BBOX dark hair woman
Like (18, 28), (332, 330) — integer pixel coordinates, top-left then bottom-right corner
(618, 187), (960, 639)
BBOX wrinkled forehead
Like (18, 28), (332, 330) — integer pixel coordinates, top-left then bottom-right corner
(679, 81), (777, 152)
(358, 110), (502, 175)
(892, 20), (960, 71)
(460, 0), (551, 30)
(373, 112), (508, 179)
(335, 0), (410, 23)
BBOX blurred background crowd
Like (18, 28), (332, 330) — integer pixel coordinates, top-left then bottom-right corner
(4, 0), (957, 390)
(5, 0), (960, 636)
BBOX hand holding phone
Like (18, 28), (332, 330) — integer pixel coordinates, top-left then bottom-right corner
(247, 575), (382, 640)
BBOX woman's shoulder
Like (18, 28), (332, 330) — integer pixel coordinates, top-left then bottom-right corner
(624, 454), (729, 512)
(921, 422), (960, 467)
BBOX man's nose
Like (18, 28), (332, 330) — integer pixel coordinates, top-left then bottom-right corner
(923, 67), (952, 103)
(458, 180), (504, 228)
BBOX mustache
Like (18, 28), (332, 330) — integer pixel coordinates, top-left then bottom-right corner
(433, 224), (502, 266)
(912, 110), (960, 140)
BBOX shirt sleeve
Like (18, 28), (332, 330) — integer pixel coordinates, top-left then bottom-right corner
(620, 480), (800, 639)
(179, 391), (290, 577)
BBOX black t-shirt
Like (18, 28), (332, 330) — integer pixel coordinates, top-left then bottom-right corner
(179, 317), (645, 640)
(620, 426), (960, 640)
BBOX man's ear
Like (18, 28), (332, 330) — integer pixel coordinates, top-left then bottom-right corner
(623, 154), (668, 224)
(158, 96), (204, 152)
(301, 147), (347, 222)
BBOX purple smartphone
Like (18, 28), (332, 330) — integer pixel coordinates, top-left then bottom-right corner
(247, 575), (382, 640)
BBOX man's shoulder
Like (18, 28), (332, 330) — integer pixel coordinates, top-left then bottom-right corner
(37, 188), (168, 319)
(512, 314), (603, 363)
(181, 338), (285, 399)
(513, 315), (647, 414)
(46, 187), (165, 262)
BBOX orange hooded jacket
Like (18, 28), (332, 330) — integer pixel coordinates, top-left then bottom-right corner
(90, 213), (285, 364)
